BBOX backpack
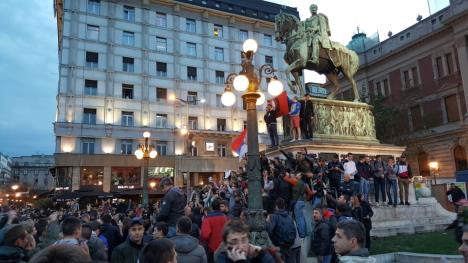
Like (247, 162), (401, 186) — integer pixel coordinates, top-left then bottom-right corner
(275, 213), (297, 248)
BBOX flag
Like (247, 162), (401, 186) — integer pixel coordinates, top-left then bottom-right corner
(272, 91), (290, 117)
(232, 129), (247, 156)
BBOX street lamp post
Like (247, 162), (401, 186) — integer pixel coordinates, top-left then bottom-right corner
(135, 131), (158, 208)
(429, 161), (439, 185)
(221, 39), (283, 246)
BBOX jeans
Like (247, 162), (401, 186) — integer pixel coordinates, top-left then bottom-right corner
(317, 255), (332, 263)
(267, 123), (279, 146)
(398, 177), (410, 203)
(293, 200), (307, 238)
(386, 179), (398, 204)
(374, 177), (386, 202)
(360, 178), (369, 201)
(311, 195), (322, 210)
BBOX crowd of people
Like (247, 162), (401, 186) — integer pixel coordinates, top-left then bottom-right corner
(0, 150), (421, 263)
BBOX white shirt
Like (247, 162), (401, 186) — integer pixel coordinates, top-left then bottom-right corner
(343, 160), (357, 179)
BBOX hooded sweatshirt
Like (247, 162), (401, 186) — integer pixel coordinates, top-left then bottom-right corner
(170, 234), (207, 263)
(338, 248), (376, 263)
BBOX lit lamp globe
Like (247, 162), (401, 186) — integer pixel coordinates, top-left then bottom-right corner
(143, 131), (151, 138)
(256, 91), (266, 106)
(149, 150), (158, 159)
(233, 75), (249, 92)
(180, 126), (188, 135)
(267, 79), (284, 96)
(135, 149), (144, 159)
(243, 39), (258, 53)
(221, 91), (236, 106)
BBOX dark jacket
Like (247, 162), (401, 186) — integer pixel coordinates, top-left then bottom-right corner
(327, 161), (344, 188)
(273, 176), (292, 207)
(310, 221), (333, 256)
(110, 239), (143, 263)
(340, 180), (359, 197)
(101, 223), (123, 258)
(361, 201), (374, 229)
(87, 235), (108, 261)
(356, 162), (372, 181)
(215, 248), (275, 263)
(447, 187), (466, 203)
(170, 234), (207, 263)
(156, 186), (185, 226)
(266, 209), (296, 248)
(0, 246), (28, 263)
(300, 99), (314, 118)
(264, 110), (277, 125)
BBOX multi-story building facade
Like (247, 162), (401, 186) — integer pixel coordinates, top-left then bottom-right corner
(0, 153), (12, 187)
(338, 0), (468, 181)
(10, 155), (55, 192)
(53, 0), (298, 194)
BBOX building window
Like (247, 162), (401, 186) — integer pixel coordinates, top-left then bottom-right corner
(187, 91), (198, 105)
(156, 114), (168, 128)
(86, 51), (98, 68)
(156, 37), (167, 52)
(156, 12), (167, 27)
(217, 143), (227, 157)
(83, 108), (96, 125)
(86, 25), (99, 40)
(187, 66), (197, 81)
(265, 55), (273, 64)
(120, 139), (133, 154)
(80, 167), (104, 187)
(87, 0), (100, 15)
(156, 87), (167, 101)
(186, 42), (197, 56)
(215, 71), (224, 84)
(243, 120), (247, 129)
(436, 56), (444, 78)
(217, 118), (226, 131)
(446, 53), (454, 75)
(186, 18), (196, 33)
(383, 79), (389, 97)
(214, 24), (223, 38)
(156, 141), (167, 156)
(263, 34), (273, 46)
(82, 138), (95, 154)
(376, 81), (382, 97)
(445, 94), (460, 122)
(84, 80), (97, 96)
(111, 167), (140, 188)
(239, 29), (248, 41)
(410, 105), (423, 131)
(123, 5), (135, 21)
(156, 62), (167, 77)
(191, 145), (198, 157)
(454, 146), (467, 171)
(121, 111), (134, 126)
(188, 116), (198, 130)
(122, 84), (134, 99)
(215, 47), (224, 61)
(122, 57), (134, 72)
(122, 31), (135, 46)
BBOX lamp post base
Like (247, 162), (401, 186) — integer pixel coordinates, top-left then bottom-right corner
(247, 208), (271, 247)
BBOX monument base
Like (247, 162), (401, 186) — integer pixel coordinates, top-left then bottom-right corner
(371, 197), (456, 237)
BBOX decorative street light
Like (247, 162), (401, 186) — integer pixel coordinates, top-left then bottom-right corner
(135, 131), (158, 208)
(11, 184), (19, 191)
(429, 161), (439, 185)
(221, 38), (283, 246)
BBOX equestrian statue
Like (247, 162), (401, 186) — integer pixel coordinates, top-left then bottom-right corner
(275, 4), (361, 101)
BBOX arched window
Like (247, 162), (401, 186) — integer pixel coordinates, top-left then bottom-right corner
(418, 151), (429, 177)
(454, 145), (467, 171)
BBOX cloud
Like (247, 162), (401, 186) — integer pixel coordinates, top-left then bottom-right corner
(0, 0), (58, 156)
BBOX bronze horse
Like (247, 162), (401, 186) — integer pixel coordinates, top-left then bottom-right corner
(275, 13), (361, 101)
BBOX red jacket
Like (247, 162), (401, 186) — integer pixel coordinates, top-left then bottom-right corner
(200, 211), (228, 252)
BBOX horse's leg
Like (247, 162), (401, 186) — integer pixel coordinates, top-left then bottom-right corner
(291, 71), (304, 96)
(285, 63), (297, 94)
(286, 58), (306, 94)
(326, 73), (340, 100)
(348, 76), (360, 102)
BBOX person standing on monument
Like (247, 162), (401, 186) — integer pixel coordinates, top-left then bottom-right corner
(372, 155), (386, 206)
(303, 4), (332, 64)
(396, 155), (412, 206)
(343, 153), (357, 180)
(289, 96), (302, 142)
(264, 103), (279, 147)
(300, 93), (314, 140)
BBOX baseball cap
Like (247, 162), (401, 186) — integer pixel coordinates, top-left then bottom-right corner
(130, 217), (144, 227)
